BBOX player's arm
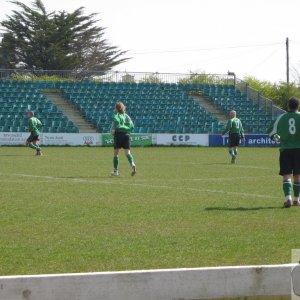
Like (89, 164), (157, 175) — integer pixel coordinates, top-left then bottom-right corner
(222, 119), (231, 135)
(125, 115), (134, 132)
(267, 119), (280, 141)
(111, 114), (119, 134)
(28, 119), (34, 132)
(112, 114), (120, 128)
(37, 119), (43, 128)
(239, 120), (245, 139)
(267, 120), (275, 135)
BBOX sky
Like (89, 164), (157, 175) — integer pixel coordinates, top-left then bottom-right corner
(0, 0), (300, 83)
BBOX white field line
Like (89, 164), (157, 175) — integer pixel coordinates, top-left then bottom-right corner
(184, 175), (275, 181)
(142, 161), (275, 170)
(0, 173), (274, 182)
(125, 176), (276, 182)
(116, 182), (275, 199)
(230, 165), (274, 170)
(0, 173), (275, 199)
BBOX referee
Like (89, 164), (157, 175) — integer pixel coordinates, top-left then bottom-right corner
(222, 110), (244, 164)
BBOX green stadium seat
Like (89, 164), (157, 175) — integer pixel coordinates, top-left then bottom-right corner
(0, 80), (274, 134)
(0, 80), (79, 133)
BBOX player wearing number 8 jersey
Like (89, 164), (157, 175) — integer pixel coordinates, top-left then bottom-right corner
(268, 97), (300, 208)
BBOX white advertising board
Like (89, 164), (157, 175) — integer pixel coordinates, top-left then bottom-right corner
(41, 133), (100, 146)
(0, 132), (101, 146)
(0, 132), (28, 145)
(156, 134), (209, 146)
(0, 132), (209, 146)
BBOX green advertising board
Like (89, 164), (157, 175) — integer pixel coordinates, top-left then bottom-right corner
(102, 133), (153, 146)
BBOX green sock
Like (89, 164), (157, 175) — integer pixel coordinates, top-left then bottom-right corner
(234, 149), (238, 156)
(293, 182), (300, 198)
(113, 156), (119, 170)
(127, 154), (134, 166)
(283, 180), (292, 198)
(228, 150), (234, 156)
(29, 143), (37, 150)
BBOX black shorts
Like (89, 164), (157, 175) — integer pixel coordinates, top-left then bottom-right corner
(114, 132), (130, 149)
(279, 148), (300, 176)
(228, 133), (240, 147)
(27, 134), (39, 143)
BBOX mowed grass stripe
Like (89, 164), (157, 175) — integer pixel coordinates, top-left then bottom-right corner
(0, 172), (277, 199)
(0, 146), (298, 275)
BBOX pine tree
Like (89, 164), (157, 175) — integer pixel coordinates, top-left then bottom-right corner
(0, 0), (129, 71)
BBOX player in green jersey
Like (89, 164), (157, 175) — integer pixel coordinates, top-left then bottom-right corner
(222, 110), (244, 164)
(111, 101), (136, 176)
(268, 97), (300, 208)
(26, 111), (43, 156)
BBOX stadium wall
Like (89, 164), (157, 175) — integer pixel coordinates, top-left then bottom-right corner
(0, 132), (279, 147)
(209, 134), (279, 147)
(0, 132), (101, 146)
(0, 264), (295, 300)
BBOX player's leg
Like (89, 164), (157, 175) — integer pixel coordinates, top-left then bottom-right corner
(233, 135), (240, 161)
(283, 174), (293, 207)
(230, 135), (238, 164)
(293, 175), (300, 206)
(228, 134), (238, 163)
(33, 137), (42, 156)
(123, 134), (136, 176)
(112, 133), (120, 176)
(112, 148), (120, 176)
(124, 149), (136, 176)
(292, 149), (300, 206)
(232, 146), (239, 164)
(228, 147), (234, 157)
(28, 142), (37, 150)
(233, 146), (238, 156)
(228, 135), (234, 159)
(231, 150), (236, 163)
(280, 149), (293, 207)
(27, 135), (38, 152)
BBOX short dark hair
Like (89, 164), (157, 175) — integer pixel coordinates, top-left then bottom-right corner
(288, 97), (300, 111)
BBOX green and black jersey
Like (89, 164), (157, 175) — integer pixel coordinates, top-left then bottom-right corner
(28, 117), (42, 136)
(112, 112), (134, 134)
(222, 117), (244, 137)
(268, 111), (300, 150)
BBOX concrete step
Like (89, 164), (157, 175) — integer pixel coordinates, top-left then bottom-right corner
(190, 94), (228, 124)
(42, 91), (98, 133)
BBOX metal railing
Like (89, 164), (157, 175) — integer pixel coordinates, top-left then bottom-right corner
(0, 68), (285, 117)
(236, 78), (285, 118)
(0, 69), (234, 85)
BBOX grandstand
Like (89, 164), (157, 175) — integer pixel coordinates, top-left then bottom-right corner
(200, 84), (274, 134)
(59, 81), (222, 134)
(0, 80), (79, 133)
(0, 71), (284, 134)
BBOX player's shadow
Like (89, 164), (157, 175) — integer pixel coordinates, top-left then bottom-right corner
(205, 206), (282, 211)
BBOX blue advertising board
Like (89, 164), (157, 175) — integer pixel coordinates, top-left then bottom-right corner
(209, 134), (280, 147)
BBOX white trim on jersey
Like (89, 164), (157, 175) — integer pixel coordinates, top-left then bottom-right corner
(269, 113), (287, 137)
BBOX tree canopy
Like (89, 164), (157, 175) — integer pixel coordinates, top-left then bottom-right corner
(244, 76), (300, 110)
(0, 0), (129, 71)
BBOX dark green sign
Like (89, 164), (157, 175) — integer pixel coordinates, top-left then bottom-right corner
(102, 133), (153, 146)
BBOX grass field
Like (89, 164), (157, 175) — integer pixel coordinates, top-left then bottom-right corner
(0, 146), (299, 275)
